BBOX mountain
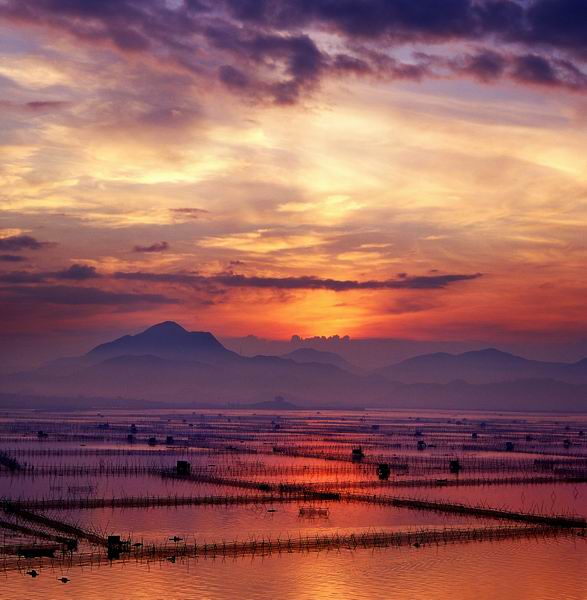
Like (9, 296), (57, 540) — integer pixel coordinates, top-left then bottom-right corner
(87, 321), (237, 364)
(280, 348), (360, 373)
(0, 323), (585, 412)
(376, 348), (587, 384)
(0, 322), (390, 406)
(220, 335), (492, 370)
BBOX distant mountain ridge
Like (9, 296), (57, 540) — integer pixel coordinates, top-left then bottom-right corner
(280, 348), (361, 373)
(376, 348), (587, 384)
(1, 321), (388, 406)
(0, 321), (585, 412)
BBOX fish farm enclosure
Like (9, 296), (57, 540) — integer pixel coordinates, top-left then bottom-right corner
(0, 409), (586, 599)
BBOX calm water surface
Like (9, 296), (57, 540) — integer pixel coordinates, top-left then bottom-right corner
(1, 409), (585, 599)
(1, 537), (585, 600)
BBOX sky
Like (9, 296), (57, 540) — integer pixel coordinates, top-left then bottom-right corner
(1, 0), (587, 365)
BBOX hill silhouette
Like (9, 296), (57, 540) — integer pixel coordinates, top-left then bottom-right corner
(0, 322), (585, 412)
(376, 348), (587, 384)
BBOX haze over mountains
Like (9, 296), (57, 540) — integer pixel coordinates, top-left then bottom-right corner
(376, 349), (587, 385)
(280, 348), (362, 374)
(1, 321), (586, 412)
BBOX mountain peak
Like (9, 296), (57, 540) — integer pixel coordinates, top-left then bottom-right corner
(142, 321), (187, 336)
(281, 347), (359, 373)
(86, 321), (235, 363)
(466, 348), (514, 357)
(460, 348), (524, 363)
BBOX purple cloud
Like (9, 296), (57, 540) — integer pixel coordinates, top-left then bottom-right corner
(2, 0), (586, 104)
(133, 241), (170, 253)
(0, 254), (26, 262)
(114, 270), (482, 291)
(0, 271), (46, 284)
(170, 208), (209, 219)
(54, 264), (101, 280)
(0, 235), (53, 251)
(0, 285), (178, 306)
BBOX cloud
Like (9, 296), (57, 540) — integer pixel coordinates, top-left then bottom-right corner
(219, 65), (251, 89)
(25, 101), (70, 111)
(215, 272), (483, 290)
(453, 49), (587, 90)
(0, 235), (53, 251)
(0, 285), (178, 306)
(512, 54), (558, 85)
(0, 254), (26, 262)
(222, 0), (475, 37)
(0, 271), (46, 284)
(170, 208), (209, 220)
(386, 297), (442, 315)
(114, 270), (482, 291)
(209, 26), (325, 103)
(53, 264), (101, 280)
(525, 0), (587, 56)
(460, 50), (507, 82)
(507, 54), (587, 89)
(133, 241), (170, 253)
(0, 100), (71, 113)
(2, 0), (586, 106)
(0, 264), (101, 283)
(220, 0), (587, 57)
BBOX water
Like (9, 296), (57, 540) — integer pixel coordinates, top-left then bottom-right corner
(0, 409), (585, 599)
(1, 538), (585, 600)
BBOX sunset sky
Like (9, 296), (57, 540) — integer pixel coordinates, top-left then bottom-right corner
(1, 0), (586, 363)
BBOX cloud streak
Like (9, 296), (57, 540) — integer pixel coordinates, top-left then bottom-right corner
(0, 254), (26, 263)
(133, 241), (170, 253)
(114, 270), (483, 292)
(0, 285), (178, 306)
(54, 264), (101, 280)
(0, 235), (53, 252)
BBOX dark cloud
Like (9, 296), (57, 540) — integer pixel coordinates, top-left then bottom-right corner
(53, 264), (101, 280)
(0, 235), (53, 251)
(1, 0), (586, 103)
(170, 208), (209, 219)
(453, 50), (587, 90)
(333, 54), (372, 75)
(208, 26), (325, 103)
(0, 271), (46, 284)
(0, 100), (70, 113)
(222, 0), (476, 38)
(213, 272), (482, 290)
(25, 101), (70, 111)
(507, 54), (582, 89)
(219, 65), (251, 89)
(460, 50), (507, 82)
(525, 0), (587, 56)
(133, 241), (170, 253)
(220, 0), (587, 58)
(386, 297), (441, 314)
(114, 270), (482, 291)
(512, 54), (558, 85)
(0, 254), (26, 262)
(0, 265), (101, 283)
(510, 54), (587, 89)
(0, 285), (178, 306)
(475, 0), (525, 36)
